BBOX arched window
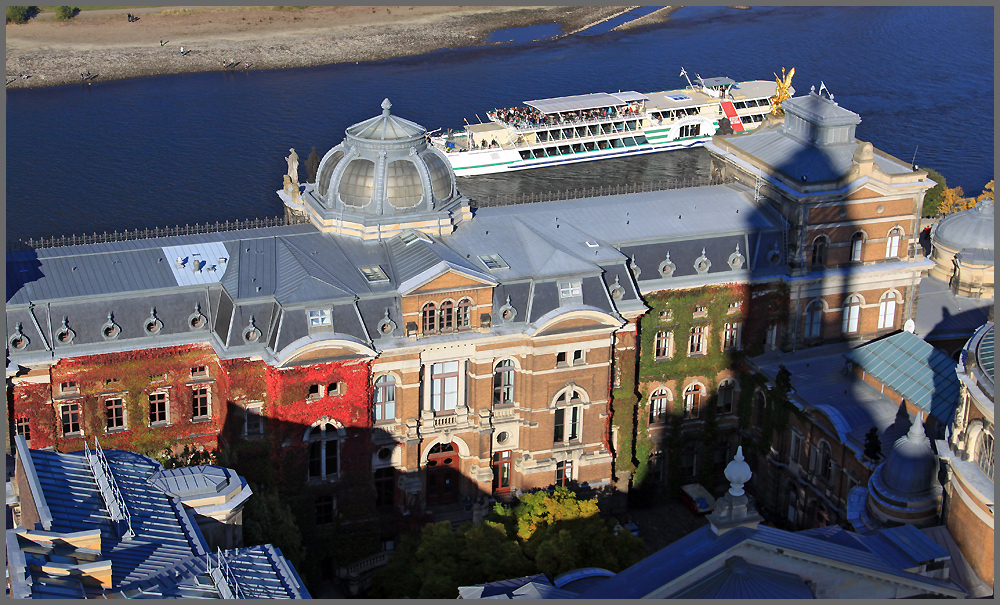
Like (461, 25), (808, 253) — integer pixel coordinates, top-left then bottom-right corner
(842, 295), (861, 334)
(811, 236), (827, 266)
(850, 232), (865, 262)
(683, 384), (701, 419)
(885, 227), (902, 258)
(422, 302), (436, 333)
(650, 388), (670, 424)
(717, 379), (737, 415)
(457, 298), (472, 329)
(819, 441), (833, 481)
(439, 300), (454, 331)
(975, 431), (994, 480)
(877, 291), (897, 330)
(654, 331), (673, 359)
(553, 386), (585, 444)
(493, 359), (515, 406)
(805, 300), (823, 339)
(374, 374), (396, 422)
(307, 423), (340, 481)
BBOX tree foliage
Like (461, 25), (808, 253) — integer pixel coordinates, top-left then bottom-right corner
(938, 185), (972, 215)
(5, 6), (38, 24)
(54, 6), (78, 20)
(241, 484), (304, 571)
(369, 487), (644, 598)
(976, 180), (993, 204)
(920, 167), (946, 216)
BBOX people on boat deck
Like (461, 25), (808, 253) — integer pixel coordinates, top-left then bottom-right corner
(488, 101), (644, 129)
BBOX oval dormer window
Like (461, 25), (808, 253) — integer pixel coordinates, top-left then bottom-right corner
(144, 318), (163, 335)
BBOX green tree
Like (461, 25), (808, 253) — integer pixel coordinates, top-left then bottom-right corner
(6, 6), (38, 24)
(242, 485), (304, 571)
(369, 521), (533, 599)
(54, 6), (78, 20)
(921, 167), (947, 216)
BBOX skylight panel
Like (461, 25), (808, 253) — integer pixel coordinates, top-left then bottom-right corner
(360, 266), (389, 283)
(478, 254), (509, 270)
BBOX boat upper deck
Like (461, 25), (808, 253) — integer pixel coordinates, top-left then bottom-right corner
(523, 91), (646, 115)
(645, 80), (778, 111)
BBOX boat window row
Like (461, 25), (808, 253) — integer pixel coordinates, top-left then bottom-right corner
(649, 107), (702, 121)
(730, 98), (770, 110)
(489, 104), (643, 131)
(533, 120), (640, 143)
(518, 135), (649, 159)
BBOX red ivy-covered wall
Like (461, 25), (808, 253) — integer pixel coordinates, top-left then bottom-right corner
(10, 344), (227, 455)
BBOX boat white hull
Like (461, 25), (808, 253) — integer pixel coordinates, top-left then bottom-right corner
(447, 136), (712, 176)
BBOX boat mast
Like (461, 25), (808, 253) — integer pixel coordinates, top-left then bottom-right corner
(679, 67), (695, 90)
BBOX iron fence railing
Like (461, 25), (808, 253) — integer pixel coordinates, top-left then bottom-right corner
(471, 174), (734, 208)
(8, 214), (310, 252)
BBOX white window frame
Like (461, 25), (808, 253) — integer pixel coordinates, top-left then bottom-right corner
(842, 295), (861, 334)
(430, 361), (460, 413)
(359, 265), (389, 283)
(191, 385), (212, 420)
(654, 331), (673, 359)
(649, 388), (671, 424)
(306, 421), (343, 481)
(683, 384), (702, 419)
(717, 380), (736, 415)
(723, 322), (742, 350)
(374, 374), (396, 422)
(885, 227), (902, 258)
(149, 391), (170, 426)
(688, 325), (707, 355)
(850, 233), (864, 262)
(877, 292), (897, 330)
(558, 281), (582, 298)
(105, 397), (127, 432)
(308, 308), (332, 328)
(244, 402), (264, 437)
(61, 402), (82, 436)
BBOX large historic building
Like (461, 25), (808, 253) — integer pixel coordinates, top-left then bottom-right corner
(7, 90), (940, 591)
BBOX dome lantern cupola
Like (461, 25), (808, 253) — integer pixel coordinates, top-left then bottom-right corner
(279, 99), (471, 241)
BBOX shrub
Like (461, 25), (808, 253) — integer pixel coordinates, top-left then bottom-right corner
(6, 6), (39, 24)
(54, 6), (78, 20)
(921, 167), (946, 216)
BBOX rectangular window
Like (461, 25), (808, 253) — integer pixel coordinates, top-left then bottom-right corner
(693, 306), (708, 317)
(105, 398), (125, 431)
(308, 309), (332, 328)
(689, 326), (706, 355)
(375, 377), (396, 421)
(556, 351), (568, 367)
(375, 467), (395, 507)
(886, 232), (901, 258)
(315, 495), (335, 526)
(430, 361), (459, 412)
(556, 460), (574, 486)
(718, 384), (735, 415)
(878, 299), (896, 330)
(790, 433), (802, 466)
(59, 380), (79, 395)
(554, 408), (565, 442)
(654, 331), (673, 359)
(492, 450), (512, 493)
(15, 418), (30, 441)
(190, 366), (209, 379)
(307, 384), (323, 401)
(842, 304), (860, 334)
(558, 281), (582, 298)
(245, 404), (263, 436)
(723, 322), (742, 350)
(572, 349), (584, 365)
(568, 406), (581, 441)
(191, 386), (210, 419)
(61, 403), (81, 436)
(149, 392), (168, 425)
(728, 301), (742, 313)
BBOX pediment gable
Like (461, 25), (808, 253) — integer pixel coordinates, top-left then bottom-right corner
(399, 261), (497, 296)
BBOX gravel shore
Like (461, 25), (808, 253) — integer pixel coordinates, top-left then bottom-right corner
(6, 6), (677, 90)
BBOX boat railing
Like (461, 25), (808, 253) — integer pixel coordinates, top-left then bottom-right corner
(472, 174), (736, 208)
(491, 112), (648, 134)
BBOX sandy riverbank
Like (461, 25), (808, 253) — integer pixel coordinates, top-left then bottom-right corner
(6, 6), (678, 89)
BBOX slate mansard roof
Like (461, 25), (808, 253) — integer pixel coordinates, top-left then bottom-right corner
(7, 182), (785, 366)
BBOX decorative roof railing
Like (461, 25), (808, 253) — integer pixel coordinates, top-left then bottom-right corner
(471, 175), (736, 208)
(7, 214), (311, 252)
(84, 438), (135, 540)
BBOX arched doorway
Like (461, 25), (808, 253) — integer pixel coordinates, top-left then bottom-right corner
(426, 442), (460, 505)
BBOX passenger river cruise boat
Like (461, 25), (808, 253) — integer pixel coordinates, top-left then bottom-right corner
(430, 71), (785, 176)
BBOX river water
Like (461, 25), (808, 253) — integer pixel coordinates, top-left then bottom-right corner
(5, 6), (994, 243)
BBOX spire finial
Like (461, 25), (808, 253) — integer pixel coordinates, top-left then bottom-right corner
(724, 446), (752, 497)
(381, 98), (392, 115)
(908, 412), (927, 441)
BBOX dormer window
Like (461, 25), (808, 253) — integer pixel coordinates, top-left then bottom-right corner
(479, 254), (509, 270)
(309, 309), (332, 329)
(360, 266), (389, 283)
(559, 281), (582, 299)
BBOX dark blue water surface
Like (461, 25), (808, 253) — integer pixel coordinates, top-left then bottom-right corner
(6, 6), (994, 242)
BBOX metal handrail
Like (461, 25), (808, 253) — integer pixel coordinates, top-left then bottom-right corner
(472, 175), (735, 208)
(490, 111), (647, 134)
(85, 437), (135, 540)
(206, 548), (246, 599)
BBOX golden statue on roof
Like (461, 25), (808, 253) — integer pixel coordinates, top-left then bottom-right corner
(770, 67), (795, 115)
